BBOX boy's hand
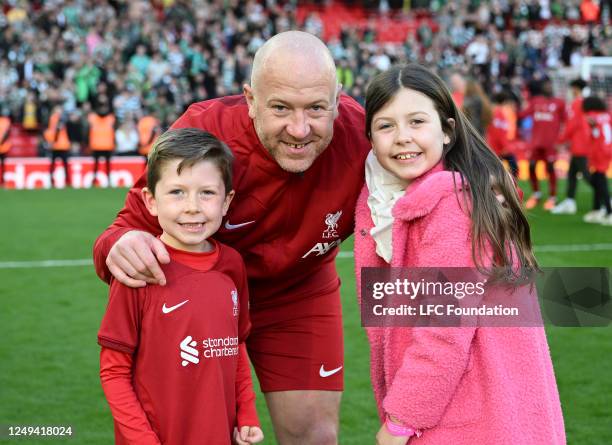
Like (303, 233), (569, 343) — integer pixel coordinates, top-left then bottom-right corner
(106, 230), (170, 288)
(375, 424), (410, 445)
(233, 426), (264, 445)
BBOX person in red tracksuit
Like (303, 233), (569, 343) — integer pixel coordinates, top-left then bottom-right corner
(581, 96), (612, 226)
(487, 92), (519, 179)
(520, 79), (566, 210)
(552, 78), (591, 214)
(98, 129), (263, 445)
(93, 31), (371, 445)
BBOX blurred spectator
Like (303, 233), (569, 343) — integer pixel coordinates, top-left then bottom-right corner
(115, 114), (140, 156)
(0, 110), (11, 186)
(88, 103), (116, 186)
(45, 105), (72, 187)
(0, 0), (608, 167)
(463, 79), (493, 137)
(137, 110), (161, 159)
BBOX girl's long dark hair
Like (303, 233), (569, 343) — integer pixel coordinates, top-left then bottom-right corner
(365, 64), (538, 283)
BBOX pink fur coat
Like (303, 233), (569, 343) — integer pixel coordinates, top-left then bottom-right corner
(354, 167), (566, 444)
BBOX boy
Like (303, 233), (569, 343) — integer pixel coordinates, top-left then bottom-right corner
(98, 128), (263, 445)
(582, 97), (612, 225)
(552, 78), (590, 214)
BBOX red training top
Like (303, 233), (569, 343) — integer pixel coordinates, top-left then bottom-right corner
(487, 105), (511, 156)
(586, 110), (611, 173)
(93, 94), (370, 309)
(520, 96), (566, 151)
(558, 97), (590, 156)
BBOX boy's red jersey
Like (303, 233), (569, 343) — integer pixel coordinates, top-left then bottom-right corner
(98, 243), (250, 444)
(586, 111), (612, 173)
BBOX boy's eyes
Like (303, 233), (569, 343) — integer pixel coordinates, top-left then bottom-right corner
(168, 189), (216, 196)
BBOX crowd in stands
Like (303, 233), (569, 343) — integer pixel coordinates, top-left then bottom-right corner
(0, 1), (610, 199)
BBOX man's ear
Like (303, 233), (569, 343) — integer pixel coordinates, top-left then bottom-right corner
(333, 83), (342, 119)
(243, 84), (256, 119)
(142, 187), (158, 217)
(444, 118), (456, 145)
(223, 190), (236, 216)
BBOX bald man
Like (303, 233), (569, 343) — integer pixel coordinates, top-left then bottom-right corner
(93, 31), (371, 444)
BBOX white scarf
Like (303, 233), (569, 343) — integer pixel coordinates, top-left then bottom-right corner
(365, 150), (407, 263)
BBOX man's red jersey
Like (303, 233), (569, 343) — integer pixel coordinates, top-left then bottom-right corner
(586, 111), (612, 173)
(520, 96), (566, 151)
(93, 94), (370, 309)
(98, 243), (251, 445)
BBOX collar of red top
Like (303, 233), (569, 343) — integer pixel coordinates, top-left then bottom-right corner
(160, 238), (220, 272)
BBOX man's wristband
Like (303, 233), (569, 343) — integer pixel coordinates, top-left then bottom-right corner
(384, 416), (421, 438)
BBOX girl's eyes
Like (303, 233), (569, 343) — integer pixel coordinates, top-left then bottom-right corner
(410, 119), (424, 125)
(169, 189), (183, 195)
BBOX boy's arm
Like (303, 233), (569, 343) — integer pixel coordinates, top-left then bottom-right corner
(235, 343), (260, 428)
(100, 347), (161, 445)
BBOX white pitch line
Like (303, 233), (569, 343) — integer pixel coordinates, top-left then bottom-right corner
(337, 243), (612, 259)
(0, 259), (93, 269)
(1, 243), (612, 268)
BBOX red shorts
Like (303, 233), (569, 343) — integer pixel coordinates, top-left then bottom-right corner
(246, 287), (344, 392)
(530, 147), (557, 163)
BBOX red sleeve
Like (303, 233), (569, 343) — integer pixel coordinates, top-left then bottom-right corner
(235, 343), (260, 428)
(233, 251), (258, 427)
(98, 279), (145, 354)
(100, 348), (161, 445)
(93, 177), (162, 283)
(517, 100), (533, 119)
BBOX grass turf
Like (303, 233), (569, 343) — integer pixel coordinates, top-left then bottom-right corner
(0, 180), (610, 444)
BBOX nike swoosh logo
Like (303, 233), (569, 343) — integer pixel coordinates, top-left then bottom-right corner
(319, 365), (343, 378)
(224, 220), (255, 230)
(162, 299), (189, 314)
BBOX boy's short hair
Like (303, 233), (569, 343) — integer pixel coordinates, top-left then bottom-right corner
(582, 96), (608, 112)
(147, 128), (234, 195)
(569, 78), (587, 90)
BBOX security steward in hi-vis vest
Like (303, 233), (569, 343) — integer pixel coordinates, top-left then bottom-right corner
(0, 113), (11, 186)
(137, 113), (160, 159)
(88, 105), (116, 186)
(45, 107), (72, 187)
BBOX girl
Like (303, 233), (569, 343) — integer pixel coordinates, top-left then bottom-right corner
(354, 64), (565, 444)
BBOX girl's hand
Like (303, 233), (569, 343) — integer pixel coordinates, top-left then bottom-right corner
(233, 426), (264, 444)
(375, 424), (410, 445)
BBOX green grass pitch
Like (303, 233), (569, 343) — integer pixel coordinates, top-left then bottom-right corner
(0, 180), (610, 444)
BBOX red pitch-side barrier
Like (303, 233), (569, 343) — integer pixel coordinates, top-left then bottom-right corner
(2, 157), (146, 189)
(2, 157), (610, 190)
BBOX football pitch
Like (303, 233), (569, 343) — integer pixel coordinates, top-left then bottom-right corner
(1, 180), (611, 444)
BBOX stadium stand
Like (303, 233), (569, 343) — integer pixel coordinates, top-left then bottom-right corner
(0, 0), (609, 179)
